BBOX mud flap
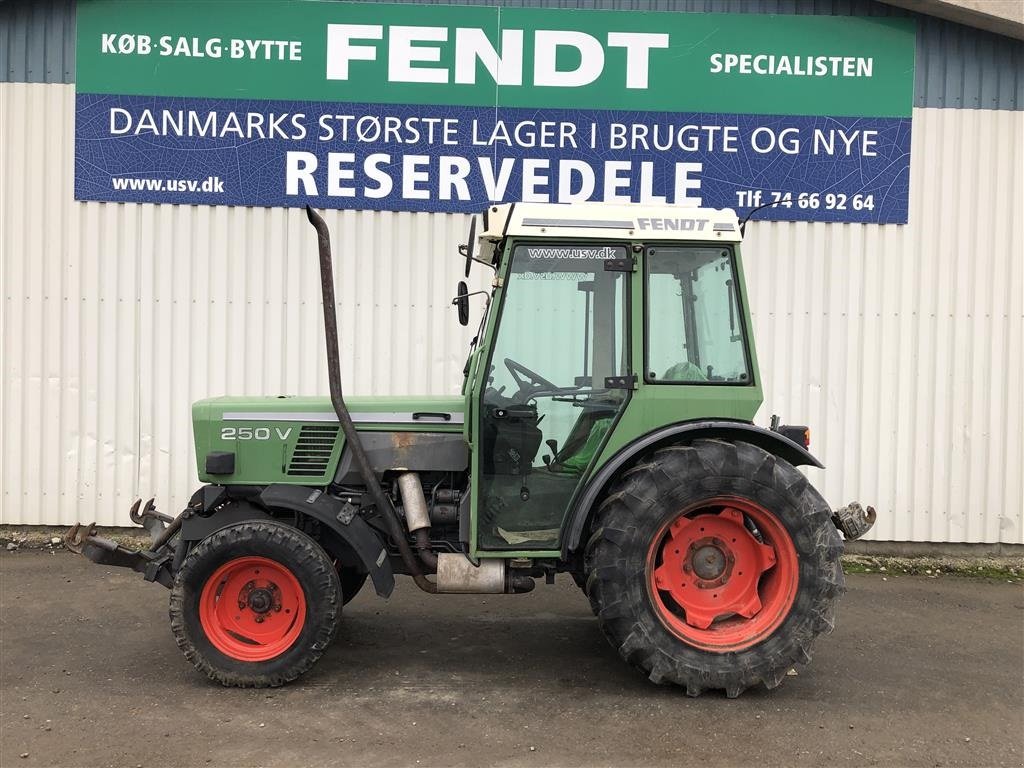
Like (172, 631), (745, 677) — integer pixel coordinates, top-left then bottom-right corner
(258, 484), (395, 599)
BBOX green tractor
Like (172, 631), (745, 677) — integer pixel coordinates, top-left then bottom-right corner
(66, 202), (875, 697)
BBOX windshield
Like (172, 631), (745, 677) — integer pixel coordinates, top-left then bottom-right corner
(487, 244), (629, 397)
(646, 246), (751, 384)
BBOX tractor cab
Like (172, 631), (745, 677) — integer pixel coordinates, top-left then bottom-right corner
(456, 203), (756, 553)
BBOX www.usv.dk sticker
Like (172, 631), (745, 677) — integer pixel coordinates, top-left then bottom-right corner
(527, 246), (620, 260)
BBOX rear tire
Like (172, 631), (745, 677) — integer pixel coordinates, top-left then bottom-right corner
(585, 439), (844, 697)
(169, 520), (341, 687)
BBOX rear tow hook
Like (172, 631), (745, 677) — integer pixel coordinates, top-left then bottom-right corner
(831, 502), (877, 541)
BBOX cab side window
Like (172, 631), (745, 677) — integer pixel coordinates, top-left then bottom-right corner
(647, 247), (751, 384)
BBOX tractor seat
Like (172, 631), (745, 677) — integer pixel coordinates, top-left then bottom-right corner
(660, 361), (707, 382)
(548, 416), (613, 477)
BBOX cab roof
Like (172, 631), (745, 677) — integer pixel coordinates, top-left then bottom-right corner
(479, 202), (742, 245)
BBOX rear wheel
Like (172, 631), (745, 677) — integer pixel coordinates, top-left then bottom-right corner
(585, 439), (844, 697)
(169, 520), (341, 687)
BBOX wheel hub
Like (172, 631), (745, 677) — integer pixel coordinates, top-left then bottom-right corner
(689, 539), (731, 584)
(246, 587), (274, 614)
(237, 579), (283, 618)
(650, 503), (793, 639)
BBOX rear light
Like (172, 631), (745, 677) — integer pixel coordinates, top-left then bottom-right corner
(773, 423), (810, 449)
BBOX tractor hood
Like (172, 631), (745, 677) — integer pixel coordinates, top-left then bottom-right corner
(192, 395), (465, 485)
(195, 394), (465, 428)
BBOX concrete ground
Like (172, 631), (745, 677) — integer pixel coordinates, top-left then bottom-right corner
(1, 552), (1022, 768)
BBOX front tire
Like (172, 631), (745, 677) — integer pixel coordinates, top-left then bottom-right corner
(169, 520), (341, 687)
(585, 439), (844, 697)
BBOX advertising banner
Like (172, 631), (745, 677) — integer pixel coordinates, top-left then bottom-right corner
(75, 2), (916, 222)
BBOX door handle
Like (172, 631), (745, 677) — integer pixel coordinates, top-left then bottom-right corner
(412, 412), (452, 421)
(491, 406), (536, 419)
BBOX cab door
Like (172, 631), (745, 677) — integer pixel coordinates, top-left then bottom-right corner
(470, 241), (632, 552)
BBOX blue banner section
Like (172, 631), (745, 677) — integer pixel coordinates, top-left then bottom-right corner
(75, 94), (911, 222)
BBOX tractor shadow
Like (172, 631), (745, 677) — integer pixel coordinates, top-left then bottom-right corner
(309, 579), (789, 701)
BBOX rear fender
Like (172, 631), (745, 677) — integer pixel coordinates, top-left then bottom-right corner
(562, 421), (823, 557)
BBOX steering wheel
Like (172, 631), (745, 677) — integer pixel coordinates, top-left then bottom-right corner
(504, 357), (557, 397)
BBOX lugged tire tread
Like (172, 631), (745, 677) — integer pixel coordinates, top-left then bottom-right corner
(583, 439), (844, 697)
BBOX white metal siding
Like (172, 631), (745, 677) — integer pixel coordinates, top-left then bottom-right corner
(2, 82), (1022, 541)
(745, 105), (1024, 542)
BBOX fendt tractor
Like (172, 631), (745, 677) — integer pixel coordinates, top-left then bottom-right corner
(67, 202), (876, 697)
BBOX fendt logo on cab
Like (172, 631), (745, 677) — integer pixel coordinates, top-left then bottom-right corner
(636, 217), (710, 231)
(325, 24), (670, 88)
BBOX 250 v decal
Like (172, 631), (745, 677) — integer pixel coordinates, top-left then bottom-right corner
(220, 426), (294, 441)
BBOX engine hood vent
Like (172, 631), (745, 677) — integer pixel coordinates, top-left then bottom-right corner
(287, 424), (340, 476)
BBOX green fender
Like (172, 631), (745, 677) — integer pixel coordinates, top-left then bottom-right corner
(561, 420), (823, 557)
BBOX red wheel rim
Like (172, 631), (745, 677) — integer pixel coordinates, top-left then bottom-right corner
(199, 556), (306, 662)
(646, 497), (799, 652)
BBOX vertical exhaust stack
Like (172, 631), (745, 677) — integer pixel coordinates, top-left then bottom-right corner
(304, 206), (437, 593)
(303, 207), (532, 596)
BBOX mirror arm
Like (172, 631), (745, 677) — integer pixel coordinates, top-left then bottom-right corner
(451, 289), (490, 304)
(467, 255), (496, 271)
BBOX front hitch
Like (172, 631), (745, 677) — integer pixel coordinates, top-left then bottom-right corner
(831, 502), (877, 541)
(129, 497), (174, 543)
(64, 499), (185, 588)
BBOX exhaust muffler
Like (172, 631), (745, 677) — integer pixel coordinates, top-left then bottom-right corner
(435, 553), (535, 594)
(395, 472), (533, 593)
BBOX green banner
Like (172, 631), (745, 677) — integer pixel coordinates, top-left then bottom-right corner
(76, 1), (915, 118)
(75, 1), (915, 221)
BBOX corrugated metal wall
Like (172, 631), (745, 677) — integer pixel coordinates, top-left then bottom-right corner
(2, 0), (1022, 540)
(0, 0), (75, 84)
(746, 108), (1023, 542)
(3, 0), (1022, 111)
(1, 84), (489, 526)
(3, 82), (1021, 540)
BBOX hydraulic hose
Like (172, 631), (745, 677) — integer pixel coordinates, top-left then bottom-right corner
(305, 206), (437, 594)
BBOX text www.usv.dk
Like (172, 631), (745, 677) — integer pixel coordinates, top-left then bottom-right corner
(111, 175), (224, 193)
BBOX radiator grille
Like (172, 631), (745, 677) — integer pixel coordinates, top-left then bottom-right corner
(286, 424), (340, 476)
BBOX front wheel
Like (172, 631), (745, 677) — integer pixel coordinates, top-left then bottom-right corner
(585, 439), (844, 697)
(169, 520), (342, 687)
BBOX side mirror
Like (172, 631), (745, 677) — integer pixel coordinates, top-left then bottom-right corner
(455, 280), (470, 326)
(463, 217), (477, 277)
